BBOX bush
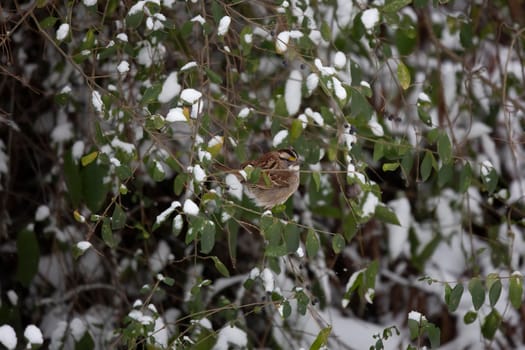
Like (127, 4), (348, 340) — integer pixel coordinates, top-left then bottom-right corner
(1, 0), (524, 349)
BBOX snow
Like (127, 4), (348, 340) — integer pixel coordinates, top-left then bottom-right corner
(149, 240), (171, 273)
(76, 241), (92, 252)
(314, 58), (336, 76)
(166, 107), (187, 122)
(198, 149), (212, 162)
(155, 201), (182, 225)
(35, 205), (50, 221)
(111, 138), (136, 154)
(83, 0), (97, 6)
(238, 107), (251, 118)
(360, 80), (371, 89)
(183, 199), (200, 216)
(189, 164), (206, 183)
(117, 60), (130, 73)
(191, 15), (205, 25)
(6, 290), (17, 305)
(137, 42), (166, 67)
(346, 163), (366, 184)
(285, 70), (302, 115)
(208, 135), (223, 148)
(217, 16), (231, 36)
(408, 310), (426, 322)
(243, 33), (252, 44)
(387, 198), (411, 259)
(304, 108), (324, 126)
(332, 77), (347, 100)
(213, 325), (248, 350)
(362, 192), (379, 217)
(180, 88), (202, 104)
(306, 73), (319, 94)
(361, 8), (380, 31)
(128, 310), (154, 325)
(116, 33), (128, 42)
(180, 61), (198, 71)
(336, 0), (354, 27)
(334, 51), (347, 69)
(368, 119), (384, 137)
(273, 130), (289, 147)
(276, 31), (290, 53)
(225, 174), (243, 200)
(71, 141), (85, 160)
(158, 72), (181, 103)
(173, 214), (183, 231)
(69, 318), (86, 341)
(0, 325), (16, 350)
(91, 90), (103, 113)
(146, 13), (166, 31)
(480, 160), (494, 177)
(364, 288), (374, 304)
(24, 325), (44, 346)
(56, 23), (69, 41)
(261, 268), (275, 292)
(51, 120), (73, 143)
(418, 92), (431, 103)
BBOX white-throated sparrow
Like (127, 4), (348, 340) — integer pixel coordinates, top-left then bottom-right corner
(236, 148), (300, 209)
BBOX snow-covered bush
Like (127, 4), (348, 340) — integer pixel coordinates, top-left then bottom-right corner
(1, 0), (524, 349)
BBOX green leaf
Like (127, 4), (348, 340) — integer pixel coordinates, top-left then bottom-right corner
(481, 309), (501, 340)
(374, 205), (400, 225)
(115, 165), (132, 180)
(426, 323), (440, 348)
(40, 16), (58, 29)
(284, 224), (300, 253)
(437, 132), (452, 164)
(281, 300), (291, 319)
(111, 204), (126, 230)
(482, 168), (499, 194)
(64, 150), (82, 207)
(126, 12), (144, 29)
(290, 119), (304, 141)
(458, 162), (472, 193)
(102, 217), (117, 248)
(173, 173), (187, 196)
(468, 277), (485, 310)
(463, 311), (477, 324)
(306, 229), (320, 258)
(312, 171), (321, 192)
(211, 256), (230, 277)
(332, 234), (345, 254)
(382, 162), (399, 172)
(82, 161), (109, 212)
(488, 279), (502, 307)
(16, 229), (40, 286)
(200, 220), (216, 254)
(420, 151), (433, 181)
(205, 68), (223, 84)
(296, 290), (309, 315)
(407, 319), (420, 340)
(460, 21), (474, 49)
(397, 60), (411, 90)
(320, 21), (331, 41)
(509, 273), (523, 309)
(75, 331), (95, 350)
(445, 283), (464, 312)
(437, 163), (453, 188)
(417, 106), (432, 126)
(141, 84), (162, 105)
(383, 0), (413, 12)
(309, 326), (332, 350)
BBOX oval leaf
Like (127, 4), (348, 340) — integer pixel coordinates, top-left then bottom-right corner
(397, 61), (411, 90)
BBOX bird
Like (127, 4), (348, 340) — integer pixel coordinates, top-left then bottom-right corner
(224, 148), (300, 209)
